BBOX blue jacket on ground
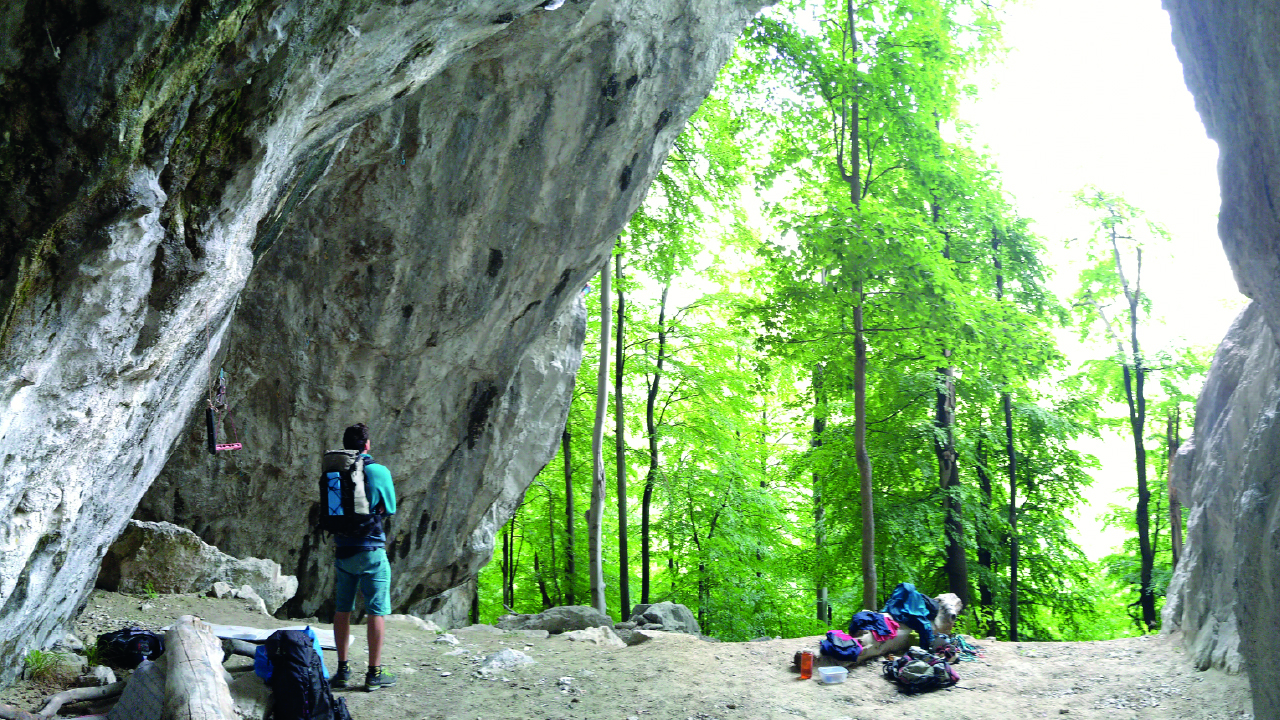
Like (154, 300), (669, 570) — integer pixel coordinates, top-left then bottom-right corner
(848, 609), (893, 638)
(881, 582), (935, 650)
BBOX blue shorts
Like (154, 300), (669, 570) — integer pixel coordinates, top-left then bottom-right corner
(334, 548), (391, 616)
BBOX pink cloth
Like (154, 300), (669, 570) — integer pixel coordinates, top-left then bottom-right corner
(872, 614), (900, 642)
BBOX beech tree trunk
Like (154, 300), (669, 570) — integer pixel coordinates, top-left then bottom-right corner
(501, 520), (512, 608)
(975, 436), (999, 634)
(563, 429), (575, 606)
(854, 300), (877, 611)
(614, 252), (630, 616)
(812, 362), (828, 623)
(1004, 392), (1018, 641)
(1168, 410), (1183, 567)
(641, 283), (670, 604)
(534, 552), (552, 609)
(541, 483), (560, 606)
(992, 228), (1018, 641)
(589, 260), (611, 616)
(933, 212), (968, 607)
(838, 13), (875, 613)
(936, 358), (969, 607)
(1125, 358), (1155, 629)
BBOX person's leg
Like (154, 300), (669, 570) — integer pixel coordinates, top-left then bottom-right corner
(359, 549), (395, 690)
(367, 614), (385, 667)
(334, 611), (352, 663)
(331, 555), (359, 688)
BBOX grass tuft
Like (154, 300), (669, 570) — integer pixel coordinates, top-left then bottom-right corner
(23, 648), (66, 682)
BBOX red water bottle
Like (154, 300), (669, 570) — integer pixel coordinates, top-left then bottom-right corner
(799, 650), (813, 679)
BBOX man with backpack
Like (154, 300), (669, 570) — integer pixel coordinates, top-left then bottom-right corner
(320, 422), (398, 692)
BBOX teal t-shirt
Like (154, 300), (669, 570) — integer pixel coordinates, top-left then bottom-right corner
(362, 457), (396, 515)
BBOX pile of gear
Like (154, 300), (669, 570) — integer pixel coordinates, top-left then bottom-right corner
(810, 581), (984, 694)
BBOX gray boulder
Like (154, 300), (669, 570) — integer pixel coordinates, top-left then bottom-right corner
(497, 606), (614, 635)
(627, 602), (701, 635)
(562, 626), (626, 648)
(98, 521), (298, 614)
(78, 666), (117, 688)
(477, 648), (534, 677)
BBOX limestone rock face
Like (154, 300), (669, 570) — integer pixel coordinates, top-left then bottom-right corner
(0, 0), (764, 684)
(98, 520), (298, 614)
(1160, 303), (1276, 673)
(1163, 2), (1280, 715)
(137, 0), (766, 625)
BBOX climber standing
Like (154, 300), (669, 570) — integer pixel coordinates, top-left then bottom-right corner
(319, 422), (398, 692)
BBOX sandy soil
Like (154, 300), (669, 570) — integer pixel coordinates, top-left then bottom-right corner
(1, 590), (1255, 720)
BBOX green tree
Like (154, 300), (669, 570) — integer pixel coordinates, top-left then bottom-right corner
(1071, 188), (1170, 631)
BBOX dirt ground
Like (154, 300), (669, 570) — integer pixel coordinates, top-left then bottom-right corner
(0, 590), (1255, 720)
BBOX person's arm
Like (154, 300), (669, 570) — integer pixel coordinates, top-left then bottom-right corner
(365, 463), (396, 516)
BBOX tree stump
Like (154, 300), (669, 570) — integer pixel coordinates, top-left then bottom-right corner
(163, 615), (236, 720)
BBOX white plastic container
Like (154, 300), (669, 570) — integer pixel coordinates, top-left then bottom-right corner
(816, 665), (848, 684)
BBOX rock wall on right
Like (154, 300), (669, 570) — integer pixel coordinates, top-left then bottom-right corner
(1161, 303), (1275, 674)
(1162, 2), (1280, 717)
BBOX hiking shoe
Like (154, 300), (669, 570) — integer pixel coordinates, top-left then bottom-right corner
(365, 666), (397, 691)
(330, 662), (351, 689)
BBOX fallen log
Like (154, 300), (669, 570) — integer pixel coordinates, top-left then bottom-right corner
(163, 615), (237, 720)
(0, 703), (40, 720)
(36, 681), (126, 719)
(220, 638), (259, 661)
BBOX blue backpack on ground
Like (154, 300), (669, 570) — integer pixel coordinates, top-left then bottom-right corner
(256, 627), (351, 720)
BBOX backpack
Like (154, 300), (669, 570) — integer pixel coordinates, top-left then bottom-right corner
(260, 628), (352, 720)
(882, 648), (959, 693)
(95, 627), (164, 669)
(819, 629), (862, 661)
(318, 450), (382, 539)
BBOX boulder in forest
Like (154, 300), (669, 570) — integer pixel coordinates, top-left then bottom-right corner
(628, 602), (701, 635)
(98, 521), (297, 614)
(497, 605), (614, 635)
(562, 626), (627, 648)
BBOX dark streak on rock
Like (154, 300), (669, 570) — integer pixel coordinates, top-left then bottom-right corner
(619, 153), (639, 192)
(465, 382), (499, 450)
(552, 268), (572, 297)
(513, 300), (541, 325)
(486, 248), (504, 277)
(323, 93), (355, 113)
(655, 108), (672, 135)
(416, 512), (432, 546)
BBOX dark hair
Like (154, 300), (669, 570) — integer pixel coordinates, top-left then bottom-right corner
(343, 423), (370, 451)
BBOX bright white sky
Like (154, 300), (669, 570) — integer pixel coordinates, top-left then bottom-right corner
(958, 0), (1247, 558)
